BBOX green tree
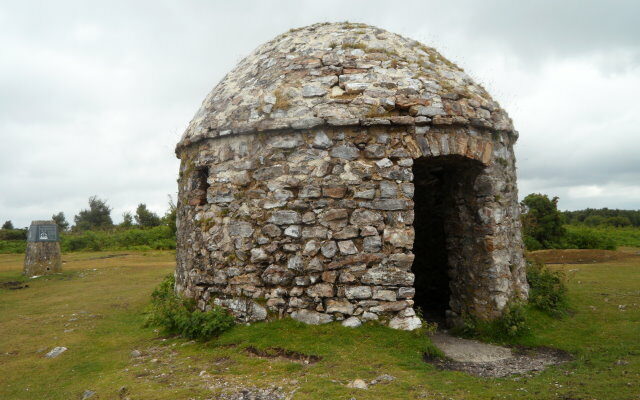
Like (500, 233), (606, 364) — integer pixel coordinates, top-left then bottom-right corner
(583, 215), (607, 227)
(521, 193), (566, 249)
(120, 212), (134, 228)
(606, 216), (631, 227)
(135, 203), (161, 228)
(52, 212), (69, 231)
(74, 196), (114, 231)
(1, 220), (13, 230)
(163, 195), (177, 237)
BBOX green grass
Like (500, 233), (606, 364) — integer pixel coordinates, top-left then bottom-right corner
(1, 250), (640, 399)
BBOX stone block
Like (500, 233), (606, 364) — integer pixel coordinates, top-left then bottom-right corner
(261, 265), (293, 285)
(363, 235), (382, 253)
(362, 267), (414, 286)
(306, 283), (335, 298)
(345, 286), (372, 300)
(291, 309), (333, 325)
(322, 185), (347, 198)
(388, 316), (422, 330)
(350, 209), (383, 226)
(268, 210), (301, 225)
(326, 299), (355, 315)
(338, 240), (358, 255)
(383, 228), (414, 249)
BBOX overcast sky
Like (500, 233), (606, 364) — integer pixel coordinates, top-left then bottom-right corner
(1, 0), (639, 228)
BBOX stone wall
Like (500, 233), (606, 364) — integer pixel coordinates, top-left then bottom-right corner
(175, 125), (528, 329)
(24, 242), (62, 277)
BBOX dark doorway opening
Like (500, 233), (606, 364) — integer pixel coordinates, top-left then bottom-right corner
(411, 155), (484, 324)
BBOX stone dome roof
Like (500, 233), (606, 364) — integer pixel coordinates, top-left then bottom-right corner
(177, 22), (515, 150)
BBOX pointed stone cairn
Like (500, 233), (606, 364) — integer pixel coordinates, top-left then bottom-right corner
(23, 220), (62, 277)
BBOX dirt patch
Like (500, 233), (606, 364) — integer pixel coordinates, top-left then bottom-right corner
(0, 281), (29, 290)
(245, 346), (321, 364)
(425, 333), (573, 378)
(424, 346), (572, 378)
(528, 249), (633, 264)
(87, 254), (129, 260)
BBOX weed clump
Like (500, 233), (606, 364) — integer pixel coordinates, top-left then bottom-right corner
(454, 302), (530, 342)
(145, 274), (235, 340)
(452, 260), (570, 342)
(413, 306), (439, 337)
(273, 87), (291, 110)
(526, 260), (569, 316)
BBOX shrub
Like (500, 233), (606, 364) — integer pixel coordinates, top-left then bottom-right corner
(150, 238), (176, 250)
(0, 229), (27, 241)
(145, 275), (235, 340)
(0, 240), (26, 253)
(59, 226), (175, 253)
(583, 215), (607, 227)
(562, 226), (616, 250)
(452, 302), (530, 342)
(495, 302), (530, 338)
(523, 235), (543, 251)
(526, 260), (569, 316)
(413, 306), (438, 336)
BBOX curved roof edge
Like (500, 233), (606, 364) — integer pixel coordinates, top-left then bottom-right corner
(176, 22), (516, 153)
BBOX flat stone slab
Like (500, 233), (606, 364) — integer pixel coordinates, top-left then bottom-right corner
(431, 332), (513, 363)
(427, 332), (572, 378)
(44, 346), (67, 358)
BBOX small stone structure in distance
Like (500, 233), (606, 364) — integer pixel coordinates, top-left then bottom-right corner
(174, 22), (529, 330)
(24, 220), (62, 277)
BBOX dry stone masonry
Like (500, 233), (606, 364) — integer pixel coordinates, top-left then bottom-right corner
(175, 22), (528, 330)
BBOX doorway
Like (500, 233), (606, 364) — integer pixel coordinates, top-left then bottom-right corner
(411, 155), (485, 324)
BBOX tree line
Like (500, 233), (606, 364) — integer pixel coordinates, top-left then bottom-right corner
(562, 208), (640, 227)
(1, 195), (177, 234)
(520, 193), (639, 251)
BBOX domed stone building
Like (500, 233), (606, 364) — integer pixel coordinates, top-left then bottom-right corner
(174, 22), (528, 330)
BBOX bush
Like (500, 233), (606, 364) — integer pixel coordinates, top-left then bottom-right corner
(526, 260), (569, 316)
(495, 302), (530, 338)
(0, 240), (26, 253)
(150, 238), (176, 250)
(523, 235), (543, 251)
(59, 226), (175, 253)
(452, 302), (530, 342)
(0, 229), (27, 241)
(562, 226), (616, 250)
(0, 225), (177, 254)
(145, 275), (235, 340)
(0, 229), (28, 254)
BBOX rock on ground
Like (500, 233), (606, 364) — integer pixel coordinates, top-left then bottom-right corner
(347, 378), (368, 389)
(44, 346), (67, 358)
(81, 389), (96, 399)
(341, 317), (362, 328)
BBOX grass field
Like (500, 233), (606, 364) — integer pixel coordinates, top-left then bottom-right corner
(1, 250), (639, 399)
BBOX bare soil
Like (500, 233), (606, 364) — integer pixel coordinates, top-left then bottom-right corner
(527, 249), (633, 264)
(245, 346), (321, 364)
(0, 281), (28, 290)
